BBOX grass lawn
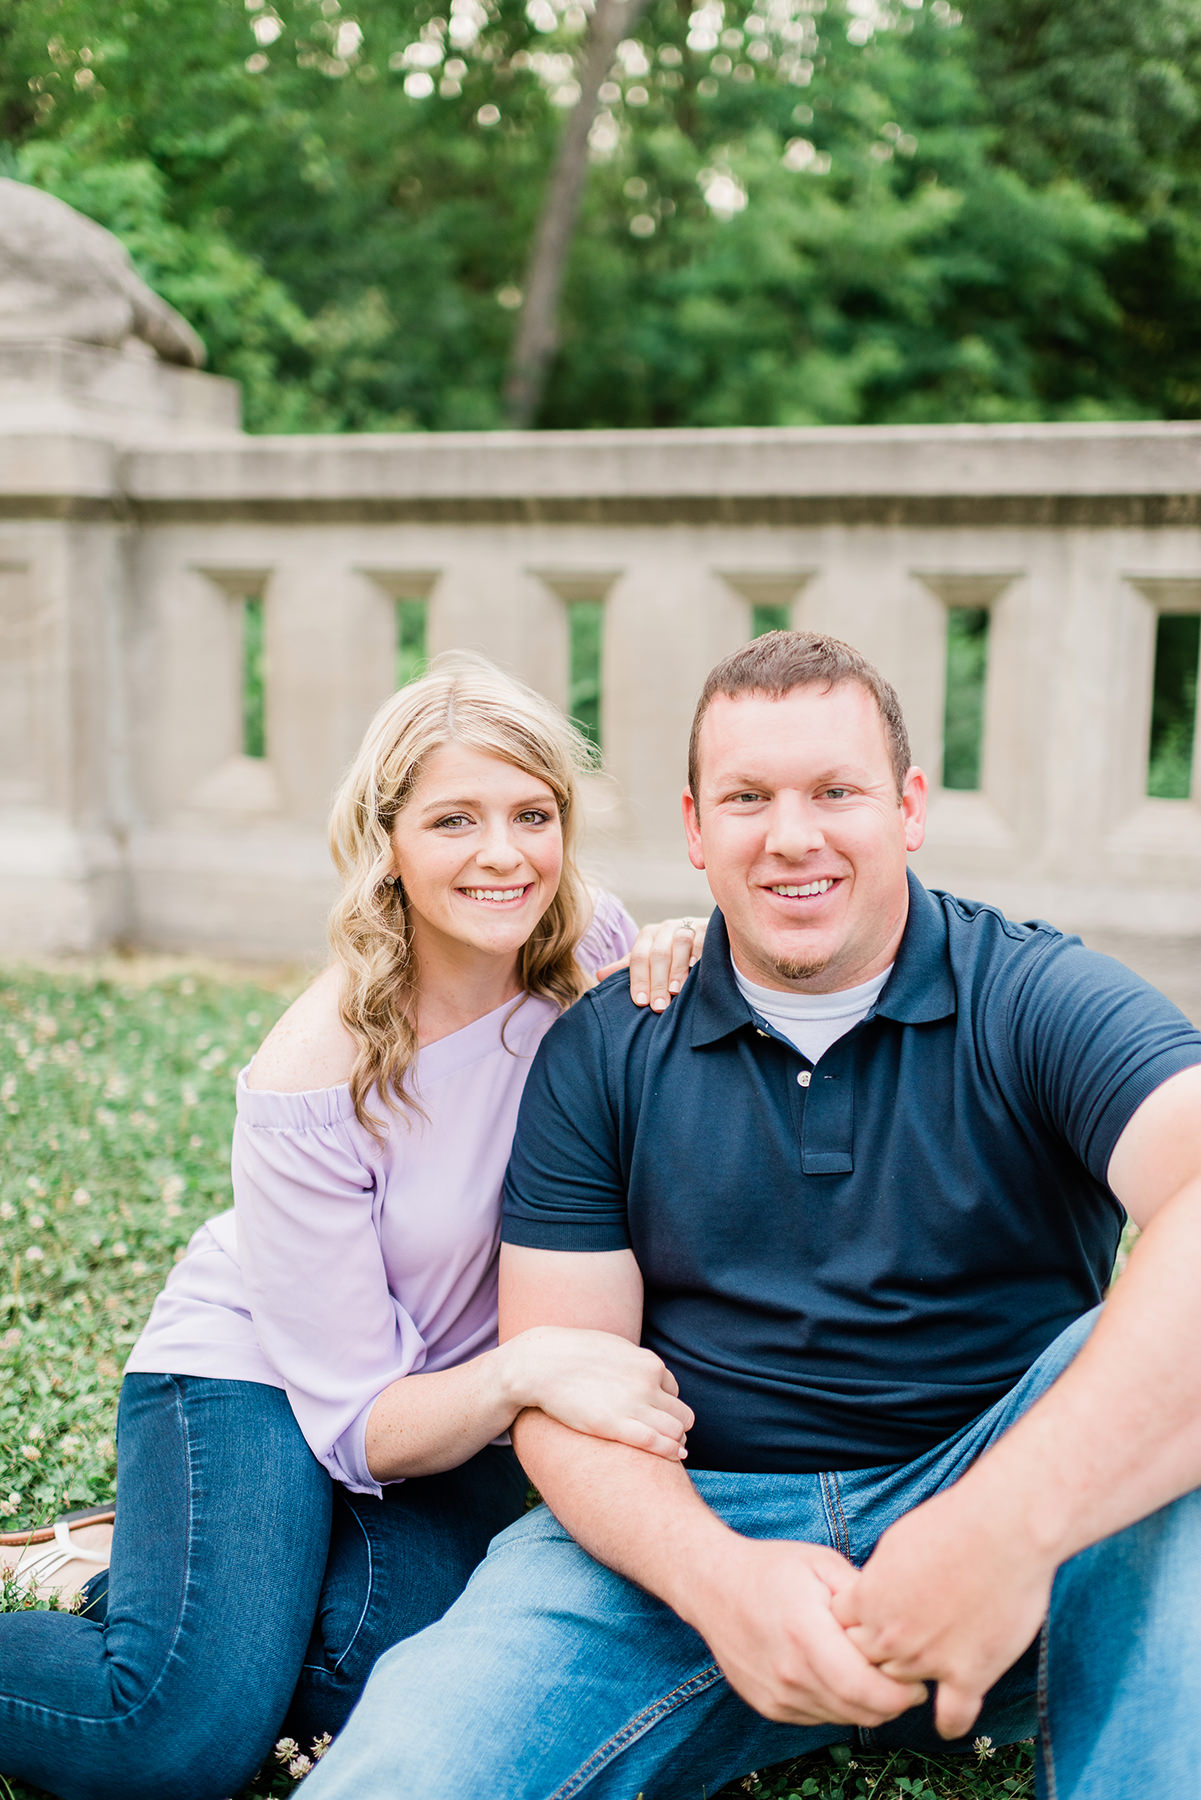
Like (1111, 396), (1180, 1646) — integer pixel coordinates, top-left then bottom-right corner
(0, 960), (1033, 1800)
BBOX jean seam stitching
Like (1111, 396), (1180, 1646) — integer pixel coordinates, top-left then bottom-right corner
(830, 1472), (851, 1559)
(140, 1374), (198, 1708)
(547, 1663), (725, 1799)
(1036, 1618), (1057, 1800)
(98, 1373), (196, 1722)
(326, 1506), (374, 1677)
(819, 1471), (849, 1559)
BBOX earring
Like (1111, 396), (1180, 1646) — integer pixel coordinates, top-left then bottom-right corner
(382, 874), (401, 891)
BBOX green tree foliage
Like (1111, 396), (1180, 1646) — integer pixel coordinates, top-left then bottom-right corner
(3, 0), (1199, 430)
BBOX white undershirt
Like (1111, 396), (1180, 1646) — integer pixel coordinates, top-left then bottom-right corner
(731, 956), (893, 1066)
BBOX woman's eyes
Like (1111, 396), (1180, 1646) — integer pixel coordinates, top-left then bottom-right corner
(431, 809), (552, 830)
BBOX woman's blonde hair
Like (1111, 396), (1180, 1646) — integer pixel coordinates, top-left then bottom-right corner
(328, 652), (597, 1135)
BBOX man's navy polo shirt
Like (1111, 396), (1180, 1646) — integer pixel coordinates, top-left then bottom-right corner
(502, 872), (1201, 1471)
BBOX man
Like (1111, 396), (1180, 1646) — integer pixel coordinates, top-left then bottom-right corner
(305, 632), (1201, 1800)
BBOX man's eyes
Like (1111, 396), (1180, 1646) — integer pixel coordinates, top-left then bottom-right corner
(723, 786), (854, 805)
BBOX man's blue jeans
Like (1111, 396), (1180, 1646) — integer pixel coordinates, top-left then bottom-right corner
(0, 1374), (527, 1800)
(304, 1309), (1201, 1800)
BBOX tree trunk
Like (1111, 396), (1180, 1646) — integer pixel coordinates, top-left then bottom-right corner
(503, 0), (652, 428)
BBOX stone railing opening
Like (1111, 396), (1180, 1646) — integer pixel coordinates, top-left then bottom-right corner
(1148, 609), (1200, 801)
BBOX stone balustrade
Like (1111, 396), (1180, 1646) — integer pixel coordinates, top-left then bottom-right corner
(1, 342), (1199, 979)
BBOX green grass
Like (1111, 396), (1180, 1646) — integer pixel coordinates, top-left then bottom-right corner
(721, 1739), (1033, 1798)
(0, 960), (1032, 1800)
(0, 957), (304, 1800)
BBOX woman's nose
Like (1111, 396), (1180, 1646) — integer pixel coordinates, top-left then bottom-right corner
(477, 824), (523, 871)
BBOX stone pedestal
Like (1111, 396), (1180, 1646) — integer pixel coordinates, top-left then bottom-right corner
(0, 340), (242, 953)
(0, 338), (240, 441)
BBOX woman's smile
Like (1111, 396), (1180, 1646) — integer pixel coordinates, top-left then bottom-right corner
(457, 884), (535, 905)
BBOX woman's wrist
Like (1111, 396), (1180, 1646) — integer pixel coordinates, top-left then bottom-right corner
(493, 1328), (542, 1415)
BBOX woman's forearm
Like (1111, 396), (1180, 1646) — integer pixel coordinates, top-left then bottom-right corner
(364, 1324), (691, 1481)
(364, 1344), (524, 1481)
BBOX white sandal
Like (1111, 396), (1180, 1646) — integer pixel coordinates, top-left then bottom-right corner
(0, 1506), (115, 1604)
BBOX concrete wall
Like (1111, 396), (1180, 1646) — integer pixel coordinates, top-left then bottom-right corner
(2, 341), (1199, 979)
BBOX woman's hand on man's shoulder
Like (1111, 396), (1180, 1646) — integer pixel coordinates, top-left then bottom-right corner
(244, 965), (358, 1093)
(595, 915), (708, 1012)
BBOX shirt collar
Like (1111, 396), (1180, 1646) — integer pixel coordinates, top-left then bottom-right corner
(872, 870), (957, 1024)
(689, 911), (758, 1047)
(689, 867), (955, 1048)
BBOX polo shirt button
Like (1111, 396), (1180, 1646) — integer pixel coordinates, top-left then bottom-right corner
(797, 1070), (811, 1087)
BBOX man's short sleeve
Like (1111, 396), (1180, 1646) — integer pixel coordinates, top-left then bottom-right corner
(1003, 933), (1201, 1185)
(502, 990), (631, 1251)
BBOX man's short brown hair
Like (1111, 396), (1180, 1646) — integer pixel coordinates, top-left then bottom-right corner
(687, 631), (912, 800)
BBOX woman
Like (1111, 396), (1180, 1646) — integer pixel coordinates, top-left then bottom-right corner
(0, 656), (700, 1800)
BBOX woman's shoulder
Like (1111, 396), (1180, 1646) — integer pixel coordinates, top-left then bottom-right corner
(245, 965), (358, 1094)
(575, 888), (638, 975)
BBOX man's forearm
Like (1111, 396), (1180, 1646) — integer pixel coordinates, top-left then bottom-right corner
(510, 1408), (734, 1622)
(949, 1176), (1201, 1565)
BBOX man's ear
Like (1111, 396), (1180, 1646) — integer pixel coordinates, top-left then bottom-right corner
(901, 766), (928, 853)
(682, 787), (706, 872)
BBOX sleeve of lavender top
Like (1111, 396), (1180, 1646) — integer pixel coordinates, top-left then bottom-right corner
(575, 889), (638, 976)
(232, 1077), (425, 1496)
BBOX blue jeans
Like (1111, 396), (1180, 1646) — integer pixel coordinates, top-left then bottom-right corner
(0, 1375), (527, 1800)
(303, 1310), (1201, 1800)
(287, 1441), (529, 1744)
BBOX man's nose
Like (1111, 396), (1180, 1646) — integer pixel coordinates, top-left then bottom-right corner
(764, 795), (825, 859)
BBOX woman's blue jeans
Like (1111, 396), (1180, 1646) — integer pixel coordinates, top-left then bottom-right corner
(0, 1374), (527, 1800)
(303, 1308), (1201, 1800)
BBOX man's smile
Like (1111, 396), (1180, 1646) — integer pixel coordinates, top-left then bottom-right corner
(764, 878), (841, 900)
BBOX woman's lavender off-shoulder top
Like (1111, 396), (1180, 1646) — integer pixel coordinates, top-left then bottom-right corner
(126, 892), (637, 1496)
